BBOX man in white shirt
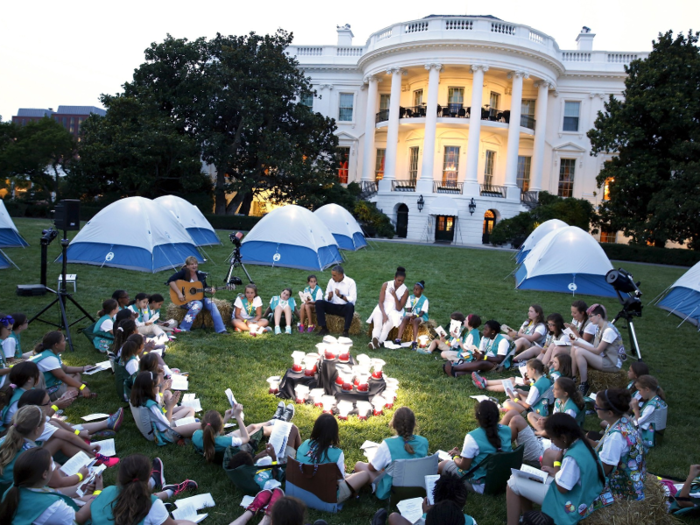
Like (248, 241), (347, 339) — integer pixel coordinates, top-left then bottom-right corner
(316, 265), (357, 337)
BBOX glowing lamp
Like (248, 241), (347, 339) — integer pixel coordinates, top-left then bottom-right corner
(294, 384), (309, 404)
(356, 401), (372, 420)
(309, 388), (325, 407)
(321, 395), (336, 413)
(266, 376), (281, 394)
(372, 395), (386, 416)
(371, 358), (386, 379)
(291, 351), (306, 373)
(337, 400), (353, 420)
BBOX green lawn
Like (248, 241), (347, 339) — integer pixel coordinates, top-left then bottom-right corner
(1, 218), (698, 525)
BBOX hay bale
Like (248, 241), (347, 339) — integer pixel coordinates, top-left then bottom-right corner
(589, 368), (629, 392)
(165, 298), (232, 329)
(306, 311), (362, 335)
(367, 319), (437, 342)
(580, 475), (681, 525)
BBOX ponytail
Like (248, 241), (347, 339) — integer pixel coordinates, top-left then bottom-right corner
(201, 411), (223, 463)
(0, 448), (52, 522)
(475, 400), (503, 451)
(390, 407), (417, 454)
(113, 455), (152, 525)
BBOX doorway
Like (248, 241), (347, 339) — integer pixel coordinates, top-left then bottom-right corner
(435, 215), (455, 243)
(482, 210), (496, 244)
(396, 204), (409, 238)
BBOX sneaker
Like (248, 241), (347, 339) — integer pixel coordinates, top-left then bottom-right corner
(272, 401), (286, 420)
(164, 479), (198, 498)
(282, 403), (295, 422)
(307, 325), (315, 333)
(298, 324), (305, 333)
(106, 407), (124, 431)
(274, 326), (281, 335)
(90, 430), (116, 440)
(285, 326), (292, 335)
(151, 457), (165, 492)
(393, 338), (401, 345)
(371, 508), (388, 525)
(94, 454), (120, 468)
(318, 327), (330, 336)
(472, 372), (487, 390)
(265, 488), (285, 515)
(246, 489), (272, 514)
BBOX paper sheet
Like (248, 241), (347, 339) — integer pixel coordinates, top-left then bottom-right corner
(60, 451), (92, 476)
(425, 474), (440, 505)
(84, 361), (112, 375)
(92, 438), (116, 457)
(175, 416), (198, 427)
(81, 413), (110, 422)
(268, 421), (292, 459)
(396, 497), (424, 524)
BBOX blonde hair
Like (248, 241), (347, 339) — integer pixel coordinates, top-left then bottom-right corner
(0, 406), (43, 474)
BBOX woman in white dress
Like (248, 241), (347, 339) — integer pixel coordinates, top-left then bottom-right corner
(367, 267), (409, 349)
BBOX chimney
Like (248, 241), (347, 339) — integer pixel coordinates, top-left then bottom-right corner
(337, 24), (354, 46)
(576, 26), (595, 51)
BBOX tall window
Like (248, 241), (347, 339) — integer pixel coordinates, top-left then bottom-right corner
(558, 158), (576, 197)
(409, 147), (419, 183)
(442, 146), (460, 186)
(517, 156), (531, 192)
(375, 149), (385, 181)
(337, 147), (350, 183)
(413, 90), (423, 107)
(563, 101), (581, 132)
(489, 92), (500, 110)
(300, 93), (313, 109)
(380, 94), (391, 110)
(338, 93), (354, 122)
(484, 150), (496, 186)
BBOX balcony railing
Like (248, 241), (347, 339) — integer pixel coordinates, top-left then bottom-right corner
(480, 184), (507, 198)
(391, 179), (417, 192)
(434, 181), (464, 194)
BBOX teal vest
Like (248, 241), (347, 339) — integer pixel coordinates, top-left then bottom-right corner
(0, 388), (26, 431)
(30, 350), (63, 388)
(375, 435), (429, 500)
(91, 485), (159, 525)
(3, 486), (79, 524)
(297, 439), (343, 466)
(530, 376), (552, 416)
(542, 439), (604, 525)
(639, 396), (666, 450)
(467, 425), (512, 482)
(406, 295), (429, 322)
(9, 333), (22, 358)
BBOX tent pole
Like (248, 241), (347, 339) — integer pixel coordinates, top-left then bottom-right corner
(0, 249), (19, 270)
(676, 306), (698, 328)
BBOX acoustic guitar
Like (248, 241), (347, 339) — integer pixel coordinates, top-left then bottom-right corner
(169, 280), (236, 306)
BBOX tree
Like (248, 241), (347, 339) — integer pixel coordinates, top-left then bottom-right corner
(0, 118), (75, 202)
(124, 31), (340, 214)
(68, 95), (211, 206)
(588, 30), (700, 249)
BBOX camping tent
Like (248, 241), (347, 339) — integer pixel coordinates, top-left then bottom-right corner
(240, 205), (342, 271)
(515, 219), (567, 264)
(61, 197), (203, 273)
(658, 262), (700, 326)
(154, 195), (221, 246)
(515, 226), (616, 297)
(314, 203), (367, 251)
(0, 200), (29, 248)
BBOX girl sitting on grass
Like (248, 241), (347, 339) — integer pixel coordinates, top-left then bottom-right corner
(298, 275), (323, 333)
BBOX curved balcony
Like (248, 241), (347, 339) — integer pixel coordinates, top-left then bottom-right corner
(376, 104), (536, 131)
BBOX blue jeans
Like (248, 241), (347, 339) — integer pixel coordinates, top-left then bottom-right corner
(179, 298), (226, 333)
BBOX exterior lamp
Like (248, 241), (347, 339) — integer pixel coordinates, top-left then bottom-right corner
(417, 195), (425, 212)
(468, 198), (477, 215)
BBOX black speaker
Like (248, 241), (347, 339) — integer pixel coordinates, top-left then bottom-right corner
(54, 199), (81, 231)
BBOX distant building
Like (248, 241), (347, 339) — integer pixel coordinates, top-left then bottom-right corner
(12, 105), (106, 138)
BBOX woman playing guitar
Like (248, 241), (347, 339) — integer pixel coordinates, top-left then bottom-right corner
(167, 256), (227, 333)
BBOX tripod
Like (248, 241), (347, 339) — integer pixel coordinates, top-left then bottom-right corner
(30, 233), (94, 351)
(225, 246), (254, 284)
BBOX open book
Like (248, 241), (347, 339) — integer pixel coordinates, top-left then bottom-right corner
(511, 464), (549, 484)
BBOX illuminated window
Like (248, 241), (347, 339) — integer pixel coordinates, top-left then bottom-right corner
(558, 159), (576, 197)
(337, 147), (350, 183)
(375, 149), (385, 181)
(603, 177), (614, 200)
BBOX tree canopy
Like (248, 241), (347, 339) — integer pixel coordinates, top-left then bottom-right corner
(588, 30), (700, 249)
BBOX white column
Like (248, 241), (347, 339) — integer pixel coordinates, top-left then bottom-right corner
(530, 81), (551, 192)
(465, 64), (488, 195)
(361, 75), (380, 182)
(378, 67), (404, 192)
(416, 63), (442, 194)
(504, 70), (528, 200)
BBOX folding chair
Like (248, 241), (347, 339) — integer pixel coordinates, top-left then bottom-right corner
(460, 445), (525, 495)
(386, 453), (439, 508)
(285, 457), (343, 513)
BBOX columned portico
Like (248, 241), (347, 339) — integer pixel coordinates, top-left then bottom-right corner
(416, 63), (442, 193)
(378, 67), (405, 192)
(504, 70), (528, 200)
(361, 75), (379, 182)
(465, 64), (488, 194)
(530, 81), (552, 192)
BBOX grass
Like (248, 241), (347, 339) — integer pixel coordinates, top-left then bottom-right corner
(2, 217), (698, 524)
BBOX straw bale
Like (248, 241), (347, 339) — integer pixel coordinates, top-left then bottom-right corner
(580, 474), (681, 525)
(306, 311), (363, 335)
(367, 319), (437, 341)
(165, 298), (232, 329)
(589, 368), (629, 392)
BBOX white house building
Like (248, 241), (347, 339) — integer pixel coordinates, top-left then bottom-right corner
(286, 15), (648, 244)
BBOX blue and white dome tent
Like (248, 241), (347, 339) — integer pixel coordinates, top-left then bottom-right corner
(314, 203), (367, 251)
(59, 197), (203, 273)
(0, 199), (29, 248)
(657, 261), (700, 327)
(515, 226), (616, 297)
(515, 219), (568, 264)
(240, 205), (342, 271)
(154, 195), (221, 247)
